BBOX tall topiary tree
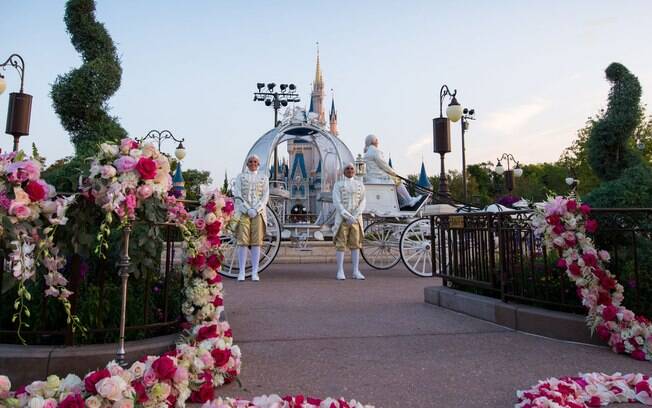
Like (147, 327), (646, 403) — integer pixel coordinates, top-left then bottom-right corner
(51, 0), (126, 159)
(587, 63), (643, 181)
(586, 63), (652, 208)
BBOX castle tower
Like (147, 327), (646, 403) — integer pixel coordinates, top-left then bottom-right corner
(309, 48), (326, 125)
(329, 95), (338, 136)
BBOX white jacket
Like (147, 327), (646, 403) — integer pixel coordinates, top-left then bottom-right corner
(332, 177), (366, 234)
(233, 170), (269, 223)
(363, 145), (400, 185)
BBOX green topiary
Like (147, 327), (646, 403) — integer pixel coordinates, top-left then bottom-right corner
(586, 63), (643, 181)
(50, 0), (126, 160)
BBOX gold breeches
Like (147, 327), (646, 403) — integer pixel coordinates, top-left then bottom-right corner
(334, 222), (362, 251)
(236, 214), (265, 246)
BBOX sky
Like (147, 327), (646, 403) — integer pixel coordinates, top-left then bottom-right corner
(2, 1), (652, 188)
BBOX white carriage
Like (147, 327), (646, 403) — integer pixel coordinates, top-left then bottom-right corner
(219, 111), (468, 278)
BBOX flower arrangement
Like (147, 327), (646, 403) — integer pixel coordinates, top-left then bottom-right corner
(0, 149), (80, 342)
(181, 190), (234, 326)
(516, 372), (652, 407)
(87, 138), (172, 257)
(202, 395), (374, 408)
(532, 196), (652, 361)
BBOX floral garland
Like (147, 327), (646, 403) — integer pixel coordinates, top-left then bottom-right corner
(202, 395), (374, 408)
(87, 138), (172, 257)
(0, 150), (80, 342)
(532, 196), (652, 360)
(516, 372), (652, 407)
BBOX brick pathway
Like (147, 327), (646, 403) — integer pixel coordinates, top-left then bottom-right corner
(216, 263), (649, 407)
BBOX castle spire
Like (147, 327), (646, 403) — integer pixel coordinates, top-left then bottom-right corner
(329, 90), (338, 136)
(310, 43), (326, 125)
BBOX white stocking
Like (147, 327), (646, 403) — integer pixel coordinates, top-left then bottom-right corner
(250, 246), (261, 281)
(397, 184), (411, 206)
(237, 246), (247, 281)
(351, 249), (365, 280)
(336, 251), (345, 280)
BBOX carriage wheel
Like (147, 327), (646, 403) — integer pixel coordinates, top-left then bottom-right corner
(399, 218), (436, 277)
(360, 221), (402, 270)
(219, 206), (281, 279)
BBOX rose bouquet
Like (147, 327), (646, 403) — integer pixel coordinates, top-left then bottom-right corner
(533, 196), (652, 361)
(86, 138), (172, 257)
(182, 190), (234, 326)
(0, 149), (78, 341)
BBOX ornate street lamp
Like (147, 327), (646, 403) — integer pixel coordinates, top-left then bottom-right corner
(253, 82), (300, 181)
(0, 53), (32, 152)
(433, 84), (463, 199)
(138, 129), (186, 161)
(460, 107), (475, 202)
(495, 153), (522, 193)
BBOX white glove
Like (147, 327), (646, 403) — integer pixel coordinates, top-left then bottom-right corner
(347, 215), (357, 225)
(247, 208), (258, 218)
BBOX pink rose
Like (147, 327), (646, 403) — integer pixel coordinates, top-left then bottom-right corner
(632, 349), (647, 361)
(582, 253), (597, 267)
(9, 201), (31, 219)
(205, 201), (217, 212)
(211, 348), (231, 368)
(151, 356), (176, 380)
(207, 254), (221, 270)
(568, 263), (581, 277)
(596, 324), (611, 341)
(585, 219), (598, 233)
(137, 185), (153, 200)
(142, 369), (157, 387)
(173, 366), (189, 383)
(556, 258), (567, 269)
(58, 394), (84, 408)
(84, 369), (111, 394)
(113, 156), (137, 173)
(602, 304), (618, 321)
(566, 199), (577, 212)
(43, 398), (58, 408)
(196, 324), (218, 342)
(95, 376), (127, 401)
(24, 180), (47, 201)
(223, 200), (235, 215)
(125, 194), (137, 210)
(101, 165), (117, 179)
(598, 250), (611, 262)
(194, 219), (206, 230)
(135, 157), (158, 180)
(120, 138), (139, 152)
(580, 203), (591, 215)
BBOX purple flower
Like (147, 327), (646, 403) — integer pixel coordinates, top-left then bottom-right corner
(113, 155), (137, 173)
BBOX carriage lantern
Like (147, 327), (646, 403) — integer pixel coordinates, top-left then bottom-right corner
(355, 153), (366, 177)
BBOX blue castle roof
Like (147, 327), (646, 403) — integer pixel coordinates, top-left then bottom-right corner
(417, 161), (432, 189)
(290, 152), (307, 179)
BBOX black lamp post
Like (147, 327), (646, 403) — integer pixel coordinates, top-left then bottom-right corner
(433, 84), (463, 199)
(137, 129), (186, 161)
(494, 153), (522, 193)
(0, 54), (32, 152)
(460, 107), (475, 202)
(253, 82), (300, 181)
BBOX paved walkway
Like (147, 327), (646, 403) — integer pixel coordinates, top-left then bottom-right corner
(217, 263), (650, 407)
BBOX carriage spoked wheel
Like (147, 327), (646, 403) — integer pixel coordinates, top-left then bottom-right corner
(361, 220), (403, 269)
(219, 206), (281, 279)
(399, 218), (436, 277)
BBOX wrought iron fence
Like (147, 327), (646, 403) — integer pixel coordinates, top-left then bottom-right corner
(430, 208), (652, 316)
(0, 223), (186, 345)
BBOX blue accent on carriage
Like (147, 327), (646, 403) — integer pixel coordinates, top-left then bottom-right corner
(388, 156), (393, 168)
(418, 161), (432, 189)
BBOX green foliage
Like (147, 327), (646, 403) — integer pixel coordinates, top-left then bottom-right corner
(586, 164), (652, 208)
(50, 0), (126, 160)
(183, 169), (212, 201)
(587, 63), (643, 181)
(220, 171), (232, 197)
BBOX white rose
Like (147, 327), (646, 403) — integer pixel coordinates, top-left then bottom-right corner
(129, 361), (146, 379)
(28, 396), (45, 408)
(0, 375), (11, 394)
(95, 376), (127, 402)
(59, 374), (82, 394)
(85, 396), (102, 408)
(129, 149), (143, 159)
(100, 143), (119, 157)
(205, 213), (217, 224)
(142, 143), (158, 159)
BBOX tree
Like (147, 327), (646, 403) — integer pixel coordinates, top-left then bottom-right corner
(183, 169), (212, 201)
(51, 0), (126, 159)
(220, 171), (232, 196)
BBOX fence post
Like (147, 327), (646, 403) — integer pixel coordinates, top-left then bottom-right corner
(497, 213), (507, 302)
(116, 223), (132, 367)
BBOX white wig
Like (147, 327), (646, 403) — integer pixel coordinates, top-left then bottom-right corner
(364, 134), (378, 152)
(246, 154), (260, 162)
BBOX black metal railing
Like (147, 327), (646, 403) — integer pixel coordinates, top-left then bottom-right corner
(0, 223), (186, 345)
(431, 208), (652, 316)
